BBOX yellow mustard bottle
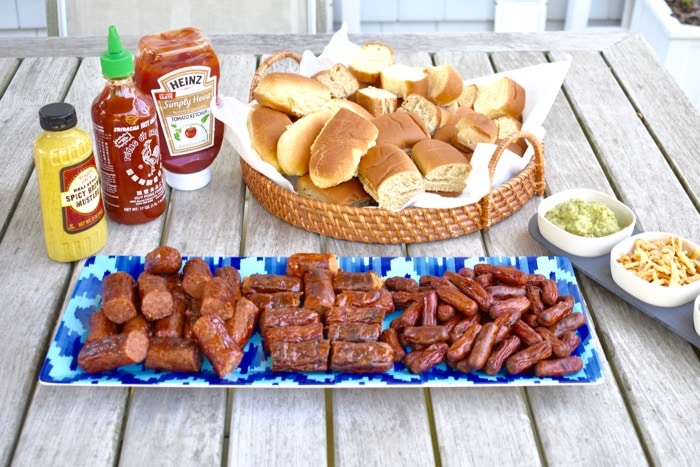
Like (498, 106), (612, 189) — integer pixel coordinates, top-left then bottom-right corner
(33, 102), (108, 262)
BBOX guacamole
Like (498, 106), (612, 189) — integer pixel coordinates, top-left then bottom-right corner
(545, 198), (622, 237)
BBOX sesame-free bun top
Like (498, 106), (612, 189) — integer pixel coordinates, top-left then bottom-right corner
(411, 139), (472, 193)
(309, 108), (378, 189)
(253, 72), (332, 117)
(357, 144), (424, 211)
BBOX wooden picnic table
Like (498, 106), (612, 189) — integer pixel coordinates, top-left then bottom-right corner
(0, 31), (698, 466)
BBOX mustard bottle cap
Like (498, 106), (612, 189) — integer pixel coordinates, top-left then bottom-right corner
(39, 102), (78, 131)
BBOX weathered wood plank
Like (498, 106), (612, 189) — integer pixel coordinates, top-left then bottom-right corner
(0, 55), (84, 465)
(0, 31), (631, 59)
(602, 33), (700, 208)
(225, 51), (328, 466)
(549, 49), (699, 239)
(487, 50), (648, 466)
(0, 57), (79, 240)
(118, 53), (255, 465)
(543, 48), (700, 464)
(412, 50), (542, 467)
(11, 56), (165, 465)
(326, 51), (434, 466)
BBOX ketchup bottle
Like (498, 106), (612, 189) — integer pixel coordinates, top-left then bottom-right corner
(134, 27), (223, 191)
(91, 25), (167, 224)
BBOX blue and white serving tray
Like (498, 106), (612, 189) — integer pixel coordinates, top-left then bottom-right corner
(40, 255), (604, 387)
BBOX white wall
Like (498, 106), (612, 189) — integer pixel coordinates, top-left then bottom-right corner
(333, 0), (627, 32)
(0, 0), (627, 37)
(0, 0), (47, 36)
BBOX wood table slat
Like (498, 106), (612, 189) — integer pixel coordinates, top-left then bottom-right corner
(602, 34), (700, 208)
(2, 31), (698, 466)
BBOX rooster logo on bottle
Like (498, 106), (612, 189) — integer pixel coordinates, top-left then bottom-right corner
(141, 139), (160, 177)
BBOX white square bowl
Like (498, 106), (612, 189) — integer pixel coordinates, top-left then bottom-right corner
(610, 232), (700, 308)
(537, 189), (636, 257)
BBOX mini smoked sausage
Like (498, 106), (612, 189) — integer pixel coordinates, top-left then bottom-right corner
(102, 271), (138, 325)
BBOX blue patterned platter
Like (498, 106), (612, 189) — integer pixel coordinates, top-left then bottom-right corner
(40, 255), (604, 387)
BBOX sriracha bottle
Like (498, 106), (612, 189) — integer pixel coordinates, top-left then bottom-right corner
(91, 25), (167, 224)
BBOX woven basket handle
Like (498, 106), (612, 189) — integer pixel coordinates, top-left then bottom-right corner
(479, 131), (545, 230)
(248, 50), (302, 103)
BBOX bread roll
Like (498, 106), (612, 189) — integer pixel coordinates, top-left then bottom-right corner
(495, 115), (526, 156)
(473, 76), (525, 119)
(428, 62), (464, 105)
(309, 108), (378, 188)
(247, 105), (293, 170)
(356, 86), (398, 117)
(322, 98), (374, 121)
(456, 83), (478, 109)
(411, 139), (471, 193)
(349, 42), (395, 85)
(379, 64), (429, 99)
(452, 109), (497, 152)
(372, 111), (430, 148)
(313, 63), (360, 99)
(433, 105), (476, 144)
(253, 72), (332, 117)
(495, 115), (522, 138)
(296, 175), (374, 207)
(357, 144), (424, 211)
(277, 109), (332, 176)
(399, 94), (442, 135)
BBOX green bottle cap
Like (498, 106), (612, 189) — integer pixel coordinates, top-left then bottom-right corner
(99, 25), (133, 79)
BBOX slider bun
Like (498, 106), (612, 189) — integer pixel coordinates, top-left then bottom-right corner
(473, 76), (525, 119)
(411, 139), (471, 193)
(456, 83), (478, 109)
(349, 42), (395, 85)
(247, 105), (293, 170)
(296, 175), (374, 207)
(380, 64), (429, 99)
(277, 109), (333, 176)
(428, 62), (464, 105)
(312, 63), (360, 99)
(451, 109), (497, 152)
(322, 98), (375, 121)
(357, 144), (424, 211)
(372, 111), (430, 148)
(356, 86), (398, 117)
(309, 108), (378, 189)
(253, 72), (332, 117)
(399, 94), (442, 135)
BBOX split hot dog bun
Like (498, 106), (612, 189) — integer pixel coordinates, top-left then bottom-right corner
(277, 109), (332, 176)
(411, 139), (472, 193)
(372, 111), (430, 148)
(309, 108), (379, 188)
(357, 144), (424, 210)
(296, 175), (374, 207)
(253, 72), (332, 117)
(247, 105), (293, 170)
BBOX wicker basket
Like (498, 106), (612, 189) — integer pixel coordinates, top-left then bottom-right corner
(242, 51), (546, 244)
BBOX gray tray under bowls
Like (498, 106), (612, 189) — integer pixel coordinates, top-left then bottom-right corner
(529, 215), (699, 349)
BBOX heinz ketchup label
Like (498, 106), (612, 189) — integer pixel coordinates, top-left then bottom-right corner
(151, 66), (217, 157)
